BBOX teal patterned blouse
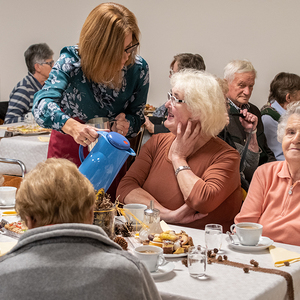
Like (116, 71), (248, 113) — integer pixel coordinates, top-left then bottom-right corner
(33, 45), (149, 137)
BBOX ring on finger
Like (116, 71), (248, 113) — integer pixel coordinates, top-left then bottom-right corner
(83, 138), (88, 144)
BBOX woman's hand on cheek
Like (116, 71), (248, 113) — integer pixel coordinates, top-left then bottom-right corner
(170, 121), (201, 161)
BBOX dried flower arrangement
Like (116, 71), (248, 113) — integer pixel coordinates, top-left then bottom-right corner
(94, 189), (116, 239)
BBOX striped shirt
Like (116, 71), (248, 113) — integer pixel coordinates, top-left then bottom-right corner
(4, 72), (42, 124)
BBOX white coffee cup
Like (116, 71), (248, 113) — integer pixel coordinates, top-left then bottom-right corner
(0, 186), (17, 206)
(123, 203), (147, 224)
(230, 222), (263, 246)
(134, 245), (166, 272)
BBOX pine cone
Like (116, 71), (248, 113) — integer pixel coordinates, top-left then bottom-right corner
(114, 236), (128, 250)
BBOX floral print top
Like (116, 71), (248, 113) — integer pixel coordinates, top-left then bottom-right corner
(33, 45), (149, 137)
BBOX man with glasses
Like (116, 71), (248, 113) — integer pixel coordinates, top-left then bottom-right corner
(4, 43), (54, 124)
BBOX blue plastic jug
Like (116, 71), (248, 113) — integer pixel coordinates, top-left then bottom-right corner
(78, 131), (136, 192)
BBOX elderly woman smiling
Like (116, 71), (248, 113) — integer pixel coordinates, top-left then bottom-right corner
(235, 101), (300, 246)
(117, 70), (243, 231)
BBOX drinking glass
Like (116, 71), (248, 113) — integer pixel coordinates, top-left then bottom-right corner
(188, 245), (206, 278)
(205, 224), (223, 251)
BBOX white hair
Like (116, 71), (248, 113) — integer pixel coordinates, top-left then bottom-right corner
(277, 101), (300, 142)
(170, 69), (227, 137)
(224, 59), (257, 84)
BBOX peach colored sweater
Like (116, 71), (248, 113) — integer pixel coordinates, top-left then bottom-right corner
(235, 160), (300, 246)
(117, 133), (243, 232)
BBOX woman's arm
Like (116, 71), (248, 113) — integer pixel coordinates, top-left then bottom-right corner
(169, 121), (241, 214)
(235, 167), (264, 223)
(124, 56), (149, 137)
(33, 47), (100, 145)
(117, 134), (206, 224)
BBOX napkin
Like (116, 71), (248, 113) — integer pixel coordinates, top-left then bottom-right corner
(38, 136), (50, 142)
(269, 245), (300, 267)
(0, 241), (17, 256)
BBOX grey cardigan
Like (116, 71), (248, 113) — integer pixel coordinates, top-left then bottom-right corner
(0, 223), (161, 300)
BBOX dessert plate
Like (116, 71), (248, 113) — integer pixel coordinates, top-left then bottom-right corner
(164, 253), (187, 258)
(151, 262), (175, 278)
(226, 236), (273, 251)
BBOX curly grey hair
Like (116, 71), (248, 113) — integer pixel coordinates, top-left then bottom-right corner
(170, 69), (227, 137)
(277, 101), (300, 142)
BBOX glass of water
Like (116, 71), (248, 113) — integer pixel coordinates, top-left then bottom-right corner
(188, 245), (207, 278)
(205, 224), (223, 251)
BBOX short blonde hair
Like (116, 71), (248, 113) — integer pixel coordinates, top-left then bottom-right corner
(79, 2), (140, 87)
(171, 70), (228, 137)
(16, 158), (96, 227)
(277, 101), (300, 142)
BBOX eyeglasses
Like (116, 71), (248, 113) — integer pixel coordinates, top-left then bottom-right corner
(40, 60), (54, 68)
(124, 42), (139, 54)
(167, 92), (185, 106)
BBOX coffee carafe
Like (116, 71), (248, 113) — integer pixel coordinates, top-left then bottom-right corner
(79, 131), (135, 192)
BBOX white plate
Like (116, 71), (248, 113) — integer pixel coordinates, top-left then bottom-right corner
(0, 204), (15, 209)
(151, 262), (175, 278)
(164, 252), (187, 258)
(226, 236), (273, 251)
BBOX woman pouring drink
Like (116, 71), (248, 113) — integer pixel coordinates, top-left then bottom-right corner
(33, 3), (149, 167)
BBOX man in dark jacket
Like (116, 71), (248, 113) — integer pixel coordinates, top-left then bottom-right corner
(223, 59), (275, 174)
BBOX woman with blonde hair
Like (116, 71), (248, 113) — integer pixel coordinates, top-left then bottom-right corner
(33, 3), (149, 167)
(117, 70), (243, 231)
(0, 158), (161, 300)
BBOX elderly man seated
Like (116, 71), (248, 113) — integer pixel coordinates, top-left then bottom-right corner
(4, 43), (54, 124)
(0, 158), (161, 300)
(224, 59), (275, 183)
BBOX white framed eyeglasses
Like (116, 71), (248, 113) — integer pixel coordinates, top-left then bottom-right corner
(167, 92), (185, 106)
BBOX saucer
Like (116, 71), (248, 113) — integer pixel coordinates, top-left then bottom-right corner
(151, 262), (175, 278)
(226, 236), (273, 251)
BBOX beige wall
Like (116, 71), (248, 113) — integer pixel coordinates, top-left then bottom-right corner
(1, 0), (300, 110)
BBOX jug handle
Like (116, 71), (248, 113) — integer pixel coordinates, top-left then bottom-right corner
(79, 131), (106, 163)
(79, 145), (85, 163)
(127, 148), (136, 157)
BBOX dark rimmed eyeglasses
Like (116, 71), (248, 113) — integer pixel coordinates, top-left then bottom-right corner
(167, 92), (185, 106)
(124, 42), (139, 54)
(40, 60), (54, 68)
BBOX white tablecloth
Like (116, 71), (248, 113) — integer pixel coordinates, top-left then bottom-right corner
(0, 219), (299, 300)
(153, 225), (300, 300)
(0, 124), (49, 175)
